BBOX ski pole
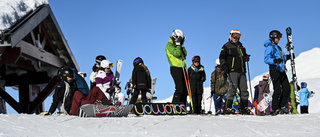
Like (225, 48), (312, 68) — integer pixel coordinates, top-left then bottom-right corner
(246, 61), (254, 102)
(208, 95), (213, 114)
(180, 59), (194, 113)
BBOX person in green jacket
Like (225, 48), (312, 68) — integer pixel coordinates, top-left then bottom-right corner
(165, 29), (187, 104)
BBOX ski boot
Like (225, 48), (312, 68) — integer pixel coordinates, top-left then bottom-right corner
(240, 107), (252, 115)
(272, 109), (281, 116)
(280, 107), (289, 114)
(224, 108), (236, 114)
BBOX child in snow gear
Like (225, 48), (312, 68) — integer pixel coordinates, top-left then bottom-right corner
(253, 74), (272, 115)
(129, 57), (151, 104)
(264, 30), (293, 115)
(40, 68), (77, 115)
(211, 59), (228, 115)
(165, 29), (188, 105)
(219, 29), (251, 115)
(90, 55), (106, 90)
(299, 82), (314, 114)
(188, 55), (206, 114)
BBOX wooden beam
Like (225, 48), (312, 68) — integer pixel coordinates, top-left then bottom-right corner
(16, 40), (65, 68)
(0, 88), (22, 113)
(40, 23), (59, 55)
(0, 47), (21, 65)
(19, 84), (30, 113)
(29, 76), (60, 113)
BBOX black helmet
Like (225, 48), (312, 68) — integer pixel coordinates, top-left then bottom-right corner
(133, 57), (143, 66)
(58, 65), (69, 76)
(95, 55), (106, 63)
(269, 30), (282, 39)
(192, 55), (201, 62)
(61, 68), (75, 79)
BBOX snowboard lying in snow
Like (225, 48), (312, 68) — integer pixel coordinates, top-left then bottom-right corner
(134, 102), (187, 115)
(78, 104), (134, 117)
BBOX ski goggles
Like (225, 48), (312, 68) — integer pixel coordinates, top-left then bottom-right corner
(270, 34), (282, 38)
(107, 63), (113, 68)
(231, 33), (241, 38)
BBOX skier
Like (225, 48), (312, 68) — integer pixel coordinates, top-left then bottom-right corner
(219, 29), (251, 115)
(165, 29), (188, 105)
(188, 55), (206, 114)
(298, 82), (314, 114)
(253, 74), (272, 115)
(264, 30), (294, 115)
(90, 55), (106, 90)
(211, 59), (228, 115)
(40, 68), (77, 115)
(129, 57), (151, 104)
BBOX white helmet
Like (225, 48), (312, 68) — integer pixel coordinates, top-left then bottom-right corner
(215, 59), (220, 66)
(100, 60), (113, 68)
(172, 29), (185, 45)
(262, 73), (269, 80)
(230, 29), (241, 40)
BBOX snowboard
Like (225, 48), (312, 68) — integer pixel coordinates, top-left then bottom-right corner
(257, 90), (274, 112)
(112, 59), (123, 104)
(78, 104), (134, 117)
(134, 102), (187, 115)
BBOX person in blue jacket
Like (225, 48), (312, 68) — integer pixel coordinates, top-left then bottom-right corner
(299, 82), (314, 114)
(264, 30), (294, 115)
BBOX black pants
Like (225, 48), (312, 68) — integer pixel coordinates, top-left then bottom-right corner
(270, 70), (290, 111)
(192, 93), (203, 114)
(129, 89), (147, 104)
(300, 106), (309, 114)
(170, 67), (188, 105)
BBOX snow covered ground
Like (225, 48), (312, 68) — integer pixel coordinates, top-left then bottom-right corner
(1, 48), (319, 137)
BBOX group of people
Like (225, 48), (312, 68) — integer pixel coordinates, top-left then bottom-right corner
(41, 28), (314, 116)
(166, 29), (314, 115)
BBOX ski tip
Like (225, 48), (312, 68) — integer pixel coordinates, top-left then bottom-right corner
(286, 27), (292, 34)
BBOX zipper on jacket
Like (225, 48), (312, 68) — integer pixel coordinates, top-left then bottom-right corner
(231, 57), (235, 69)
(239, 47), (244, 72)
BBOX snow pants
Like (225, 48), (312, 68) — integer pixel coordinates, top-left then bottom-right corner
(226, 72), (249, 101)
(214, 94), (226, 114)
(130, 89), (147, 104)
(70, 87), (111, 116)
(192, 93), (202, 114)
(170, 67), (188, 105)
(270, 70), (290, 111)
(300, 106), (309, 114)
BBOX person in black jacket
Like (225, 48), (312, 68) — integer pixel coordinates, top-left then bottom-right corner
(40, 68), (77, 115)
(188, 55), (206, 114)
(219, 29), (251, 115)
(129, 57), (151, 104)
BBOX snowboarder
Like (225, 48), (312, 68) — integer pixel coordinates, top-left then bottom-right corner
(165, 29), (188, 105)
(211, 59), (228, 115)
(188, 55), (206, 114)
(264, 30), (294, 115)
(299, 82), (314, 114)
(40, 68), (77, 115)
(90, 55), (106, 90)
(253, 74), (272, 115)
(219, 29), (251, 115)
(129, 57), (151, 104)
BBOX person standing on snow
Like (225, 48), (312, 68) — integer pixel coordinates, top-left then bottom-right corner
(90, 55), (106, 90)
(253, 74), (272, 115)
(264, 30), (294, 115)
(299, 82), (314, 114)
(129, 57), (151, 104)
(165, 29), (188, 105)
(219, 29), (251, 115)
(211, 59), (229, 115)
(188, 55), (206, 114)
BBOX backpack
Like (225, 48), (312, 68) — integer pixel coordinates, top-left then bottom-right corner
(213, 70), (229, 96)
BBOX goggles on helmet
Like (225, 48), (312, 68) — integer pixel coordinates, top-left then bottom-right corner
(231, 33), (241, 38)
(270, 33), (282, 38)
(107, 63), (114, 68)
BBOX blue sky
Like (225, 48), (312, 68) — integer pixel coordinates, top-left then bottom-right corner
(5, 0), (320, 113)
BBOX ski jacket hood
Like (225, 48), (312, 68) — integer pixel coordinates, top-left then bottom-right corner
(166, 37), (187, 67)
(264, 39), (288, 72)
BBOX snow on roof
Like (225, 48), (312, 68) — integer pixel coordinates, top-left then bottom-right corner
(0, 0), (48, 30)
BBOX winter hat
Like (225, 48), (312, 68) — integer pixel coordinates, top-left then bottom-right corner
(215, 59), (220, 66)
(133, 57), (143, 66)
(230, 29), (241, 40)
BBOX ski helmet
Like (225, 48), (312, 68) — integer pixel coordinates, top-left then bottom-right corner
(230, 29), (241, 40)
(269, 30), (282, 39)
(215, 59), (220, 66)
(95, 55), (106, 63)
(262, 74), (269, 80)
(172, 29), (185, 45)
(58, 65), (69, 76)
(100, 60), (113, 68)
(133, 57), (143, 66)
(301, 82), (307, 88)
(61, 68), (75, 81)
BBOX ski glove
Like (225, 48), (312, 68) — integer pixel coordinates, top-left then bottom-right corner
(273, 58), (283, 64)
(286, 53), (295, 60)
(246, 55), (251, 62)
(39, 112), (51, 116)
